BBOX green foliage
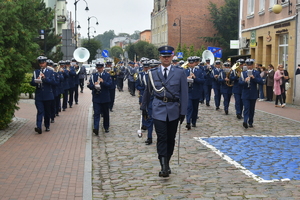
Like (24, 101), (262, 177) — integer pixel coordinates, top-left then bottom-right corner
(110, 46), (123, 59)
(82, 38), (102, 63)
(125, 41), (159, 61)
(0, 0), (53, 129)
(94, 30), (116, 50)
(200, 0), (239, 60)
(20, 73), (36, 98)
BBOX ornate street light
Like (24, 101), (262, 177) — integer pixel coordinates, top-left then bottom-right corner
(88, 16), (99, 42)
(74, 0), (89, 48)
(173, 16), (182, 47)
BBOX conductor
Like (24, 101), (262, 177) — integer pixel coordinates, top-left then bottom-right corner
(141, 45), (188, 177)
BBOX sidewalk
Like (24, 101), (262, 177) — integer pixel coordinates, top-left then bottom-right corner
(0, 83), (300, 199)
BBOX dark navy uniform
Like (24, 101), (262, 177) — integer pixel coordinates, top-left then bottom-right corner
(203, 59), (214, 106)
(78, 64), (87, 93)
(67, 60), (76, 108)
(184, 60), (205, 129)
(116, 62), (126, 92)
(211, 61), (222, 110)
(31, 56), (56, 134)
(88, 62), (112, 135)
(239, 59), (263, 128)
(141, 46), (188, 177)
(60, 61), (70, 111)
(72, 59), (80, 104)
(107, 61), (117, 111)
(124, 62), (138, 96)
(218, 64), (233, 114)
(230, 59), (244, 119)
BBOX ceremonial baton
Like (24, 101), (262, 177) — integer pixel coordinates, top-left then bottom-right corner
(178, 122), (181, 165)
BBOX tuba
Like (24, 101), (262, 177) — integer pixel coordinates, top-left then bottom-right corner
(202, 50), (215, 65)
(225, 70), (234, 87)
(133, 72), (138, 81)
(231, 62), (242, 77)
(73, 47), (90, 63)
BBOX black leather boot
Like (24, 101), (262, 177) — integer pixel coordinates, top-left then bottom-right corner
(167, 156), (171, 174)
(186, 123), (191, 130)
(159, 157), (169, 177)
(145, 138), (152, 145)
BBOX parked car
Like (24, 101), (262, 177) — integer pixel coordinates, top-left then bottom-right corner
(89, 64), (96, 74)
(82, 64), (90, 75)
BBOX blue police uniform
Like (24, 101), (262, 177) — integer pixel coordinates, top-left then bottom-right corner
(230, 63), (244, 119)
(211, 66), (222, 109)
(203, 63), (214, 106)
(55, 68), (64, 116)
(125, 63), (138, 96)
(141, 45), (188, 177)
(68, 65), (76, 107)
(31, 62), (56, 134)
(116, 62), (126, 91)
(184, 66), (205, 128)
(218, 69), (233, 114)
(74, 65), (80, 104)
(88, 66), (112, 134)
(108, 63), (117, 111)
(61, 63), (70, 111)
(239, 60), (263, 128)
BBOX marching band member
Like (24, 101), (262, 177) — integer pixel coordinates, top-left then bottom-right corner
(72, 58), (80, 104)
(31, 56), (55, 134)
(197, 61), (206, 104)
(239, 59), (263, 128)
(66, 60), (76, 108)
(53, 63), (64, 117)
(116, 61), (126, 92)
(60, 60), (69, 111)
(141, 45), (188, 177)
(124, 61), (138, 96)
(172, 56), (179, 66)
(46, 60), (57, 123)
(78, 61), (87, 93)
(185, 56), (205, 129)
(211, 60), (222, 110)
(230, 59), (244, 119)
(87, 62), (112, 135)
(218, 62), (233, 115)
(203, 58), (214, 106)
(107, 59), (117, 112)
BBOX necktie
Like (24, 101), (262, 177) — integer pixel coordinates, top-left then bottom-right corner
(164, 68), (168, 79)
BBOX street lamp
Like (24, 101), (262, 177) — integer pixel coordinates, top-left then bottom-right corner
(74, 0), (89, 48)
(88, 16), (99, 42)
(173, 16), (182, 48)
(90, 26), (97, 34)
(272, 0), (292, 15)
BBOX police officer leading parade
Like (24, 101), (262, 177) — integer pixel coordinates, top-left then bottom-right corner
(141, 45), (188, 177)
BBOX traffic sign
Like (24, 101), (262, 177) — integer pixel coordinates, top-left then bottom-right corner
(102, 50), (109, 58)
(177, 52), (183, 59)
(207, 46), (222, 58)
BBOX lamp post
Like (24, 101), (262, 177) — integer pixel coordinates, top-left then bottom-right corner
(90, 26), (97, 34)
(173, 16), (182, 48)
(88, 16), (99, 42)
(74, 0), (89, 48)
(272, 0), (292, 15)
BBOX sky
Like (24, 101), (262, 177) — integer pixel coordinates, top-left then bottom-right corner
(67, 0), (153, 38)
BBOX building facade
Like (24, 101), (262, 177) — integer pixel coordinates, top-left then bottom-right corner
(151, 0), (225, 49)
(140, 30), (152, 43)
(239, 0), (298, 104)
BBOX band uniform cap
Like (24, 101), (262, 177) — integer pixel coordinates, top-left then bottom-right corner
(223, 62), (230, 67)
(179, 60), (185, 65)
(245, 59), (254, 65)
(193, 56), (201, 62)
(205, 58), (211, 61)
(37, 56), (47, 61)
(158, 45), (174, 56)
(239, 59), (245, 64)
(53, 63), (58, 67)
(128, 61), (135, 65)
(172, 56), (178, 61)
(143, 61), (150, 67)
(96, 62), (105, 67)
(65, 60), (71, 64)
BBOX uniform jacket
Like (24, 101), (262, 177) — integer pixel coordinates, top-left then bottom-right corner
(211, 67), (222, 89)
(87, 71), (112, 103)
(125, 66), (138, 82)
(68, 66), (76, 88)
(184, 67), (205, 99)
(230, 69), (243, 94)
(203, 65), (214, 86)
(62, 68), (70, 90)
(30, 68), (55, 101)
(78, 66), (87, 80)
(117, 66), (126, 79)
(239, 69), (263, 99)
(219, 70), (233, 94)
(141, 65), (188, 121)
(109, 68), (117, 89)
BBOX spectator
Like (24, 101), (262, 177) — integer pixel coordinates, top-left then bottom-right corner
(274, 64), (285, 108)
(258, 65), (266, 101)
(296, 64), (300, 75)
(266, 64), (275, 101)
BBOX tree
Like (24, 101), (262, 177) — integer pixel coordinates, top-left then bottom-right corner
(130, 30), (140, 40)
(110, 46), (123, 59)
(125, 41), (159, 61)
(0, 0), (54, 129)
(201, 0), (239, 60)
(94, 30), (115, 50)
(82, 38), (102, 63)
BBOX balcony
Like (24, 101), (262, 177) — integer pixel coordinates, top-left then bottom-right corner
(57, 15), (67, 24)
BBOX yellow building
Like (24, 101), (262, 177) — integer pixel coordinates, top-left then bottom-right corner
(240, 0), (297, 104)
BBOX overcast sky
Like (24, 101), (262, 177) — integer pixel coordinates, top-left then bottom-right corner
(67, 0), (153, 38)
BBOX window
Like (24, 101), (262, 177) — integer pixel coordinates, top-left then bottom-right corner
(248, 0), (255, 15)
(269, 0), (276, 8)
(259, 0), (265, 11)
(278, 34), (289, 69)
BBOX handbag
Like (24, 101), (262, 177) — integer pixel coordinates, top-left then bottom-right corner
(285, 81), (291, 90)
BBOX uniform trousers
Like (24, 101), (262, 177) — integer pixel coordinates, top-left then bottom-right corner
(153, 117), (179, 159)
(62, 89), (69, 109)
(93, 102), (110, 130)
(222, 93), (232, 111)
(109, 89), (116, 110)
(117, 78), (124, 91)
(128, 81), (135, 95)
(68, 87), (75, 106)
(79, 79), (84, 91)
(55, 95), (61, 114)
(186, 98), (200, 125)
(35, 100), (52, 129)
(204, 84), (212, 103)
(50, 99), (56, 120)
(74, 84), (79, 103)
(242, 99), (256, 125)
(234, 93), (243, 115)
(213, 87), (221, 108)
